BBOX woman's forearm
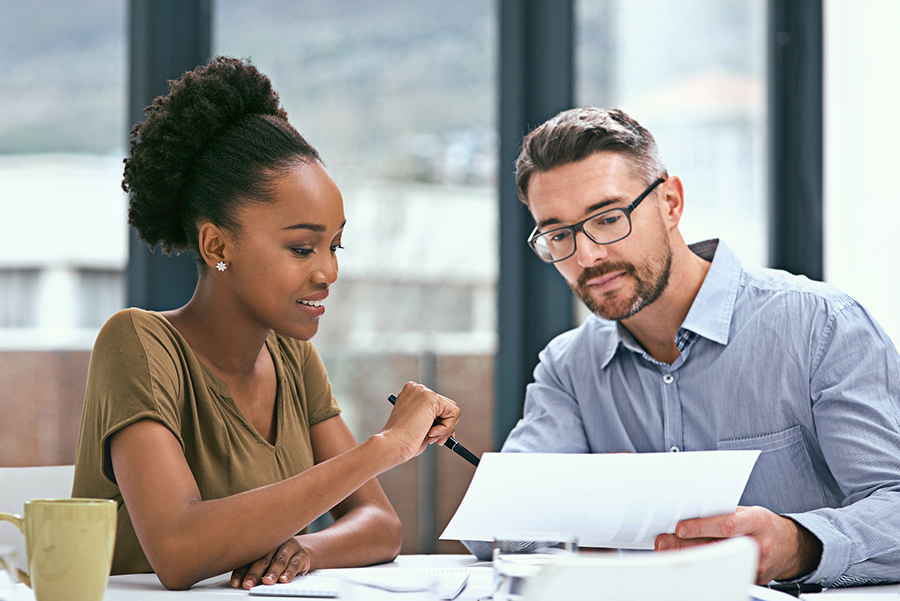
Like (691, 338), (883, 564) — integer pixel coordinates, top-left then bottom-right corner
(299, 502), (403, 571)
(115, 425), (401, 589)
(170, 437), (399, 586)
(114, 384), (458, 590)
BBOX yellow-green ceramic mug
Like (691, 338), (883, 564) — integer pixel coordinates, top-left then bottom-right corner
(0, 498), (116, 601)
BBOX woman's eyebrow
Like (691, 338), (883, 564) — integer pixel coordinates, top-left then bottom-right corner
(282, 222), (326, 232)
(282, 219), (346, 233)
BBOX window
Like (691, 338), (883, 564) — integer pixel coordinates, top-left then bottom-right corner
(823, 0), (900, 344)
(0, 1), (126, 467)
(0, 270), (40, 328)
(78, 269), (125, 329)
(0, 2), (128, 348)
(214, 0), (497, 553)
(578, 0), (768, 269)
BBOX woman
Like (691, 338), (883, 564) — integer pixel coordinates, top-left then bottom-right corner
(71, 56), (461, 591)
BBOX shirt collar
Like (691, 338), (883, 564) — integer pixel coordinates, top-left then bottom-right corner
(595, 238), (740, 368)
(680, 238), (740, 345)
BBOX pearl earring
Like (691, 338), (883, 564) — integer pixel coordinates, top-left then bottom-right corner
(216, 262), (227, 272)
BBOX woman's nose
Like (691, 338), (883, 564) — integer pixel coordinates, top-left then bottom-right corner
(311, 253), (338, 285)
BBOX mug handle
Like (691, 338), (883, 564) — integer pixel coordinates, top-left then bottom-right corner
(0, 512), (30, 587)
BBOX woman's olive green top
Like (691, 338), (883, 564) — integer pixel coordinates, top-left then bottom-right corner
(72, 308), (341, 575)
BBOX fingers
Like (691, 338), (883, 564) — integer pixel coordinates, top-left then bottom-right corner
(655, 532), (721, 551)
(427, 423), (453, 445)
(262, 539), (311, 585)
(673, 514), (737, 540)
(235, 553), (273, 589)
(386, 382), (461, 457)
(655, 507), (758, 554)
(261, 544), (291, 585)
(413, 382), (461, 446)
(282, 550), (311, 582)
(232, 539), (312, 589)
(230, 566), (248, 588)
(655, 507), (821, 584)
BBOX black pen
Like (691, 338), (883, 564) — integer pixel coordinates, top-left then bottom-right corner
(765, 582), (824, 597)
(387, 393), (480, 467)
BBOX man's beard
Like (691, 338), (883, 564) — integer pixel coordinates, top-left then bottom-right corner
(571, 243), (673, 321)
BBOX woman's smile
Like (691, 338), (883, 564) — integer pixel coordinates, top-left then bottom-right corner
(297, 291), (328, 318)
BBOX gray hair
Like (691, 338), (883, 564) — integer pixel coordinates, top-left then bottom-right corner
(515, 107), (667, 205)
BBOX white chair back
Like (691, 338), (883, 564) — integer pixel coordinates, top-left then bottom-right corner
(522, 537), (758, 601)
(0, 465), (76, 571)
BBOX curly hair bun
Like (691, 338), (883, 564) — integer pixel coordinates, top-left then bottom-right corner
(124, 56), (306, 255)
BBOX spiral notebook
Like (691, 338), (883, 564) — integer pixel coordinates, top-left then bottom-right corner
(248, 567), (470, 599)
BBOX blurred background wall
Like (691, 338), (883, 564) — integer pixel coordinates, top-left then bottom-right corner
(1, 0), (897, 554)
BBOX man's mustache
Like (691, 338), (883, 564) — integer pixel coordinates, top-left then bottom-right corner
(576, 261), (637, 290)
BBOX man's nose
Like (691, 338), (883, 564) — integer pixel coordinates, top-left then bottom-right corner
(573, 230), (608, 268)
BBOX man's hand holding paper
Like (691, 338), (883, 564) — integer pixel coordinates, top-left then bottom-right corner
(655, 506), (823, 584)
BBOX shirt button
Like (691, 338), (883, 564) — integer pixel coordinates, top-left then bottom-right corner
(663, 374), (674, 384)
(669, 445), (680, 452)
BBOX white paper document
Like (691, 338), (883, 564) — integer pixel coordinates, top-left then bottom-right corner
(441, 450), (760, 549)
(248, 567), (471, 599)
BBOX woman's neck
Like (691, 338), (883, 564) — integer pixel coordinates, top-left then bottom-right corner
(161, 275), (271, 378)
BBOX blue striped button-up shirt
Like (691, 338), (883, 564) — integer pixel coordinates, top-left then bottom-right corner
(501, 239), (900, 586)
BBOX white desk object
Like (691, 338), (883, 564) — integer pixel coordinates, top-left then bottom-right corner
(522, 537), (757, 601)
(441, 451), (760, 548)
(248, 566), (470, 599)
(8, 554), (897, 599)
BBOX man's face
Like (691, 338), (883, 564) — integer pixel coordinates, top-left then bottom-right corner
(527, 151), (672, 321)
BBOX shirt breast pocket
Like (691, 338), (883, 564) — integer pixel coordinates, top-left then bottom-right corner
(717, 425), (826, 514)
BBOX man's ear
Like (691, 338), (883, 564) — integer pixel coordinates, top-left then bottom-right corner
(197, 222), (231, 271)
(660, 176), (685, 230)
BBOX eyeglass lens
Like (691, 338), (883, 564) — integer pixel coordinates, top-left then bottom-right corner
(534, 209), (631, 262)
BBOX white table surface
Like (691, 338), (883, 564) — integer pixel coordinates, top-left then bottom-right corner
(8, 555), (898, 600)
(105, 555), (492, 600)
(7, 555), (491, 601)
(804, 586), (899, 600)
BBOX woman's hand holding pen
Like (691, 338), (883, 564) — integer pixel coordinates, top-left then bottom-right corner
(378, 381), (461, 463)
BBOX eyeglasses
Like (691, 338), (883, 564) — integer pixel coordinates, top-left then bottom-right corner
(527, 177), (666, 263)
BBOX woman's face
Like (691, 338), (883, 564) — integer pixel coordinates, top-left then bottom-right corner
(226, 160), (345, 341)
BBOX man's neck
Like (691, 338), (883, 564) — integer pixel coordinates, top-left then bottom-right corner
(619, 241), (711, 364)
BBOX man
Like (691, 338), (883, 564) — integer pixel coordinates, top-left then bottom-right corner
(468, 108), (900, 586)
